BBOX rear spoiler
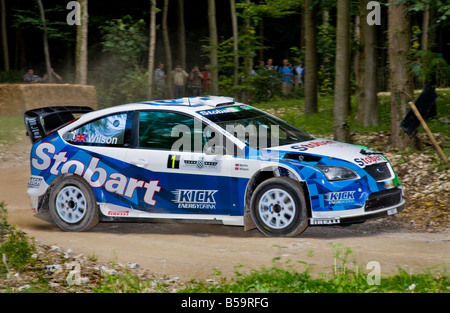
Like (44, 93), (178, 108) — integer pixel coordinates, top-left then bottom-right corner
(24, 106), (94, 144)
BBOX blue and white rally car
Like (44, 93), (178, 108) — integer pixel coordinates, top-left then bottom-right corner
(24, 96), (404, 237)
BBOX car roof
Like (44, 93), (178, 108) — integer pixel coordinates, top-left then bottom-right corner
(61, 96), (243, 132)
(58, 96), (248, 150)
(95, 96), (238, 117)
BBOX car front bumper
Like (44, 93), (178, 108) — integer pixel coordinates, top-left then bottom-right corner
(309, 186), (405, 225)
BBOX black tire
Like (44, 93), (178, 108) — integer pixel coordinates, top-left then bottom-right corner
(49, 176), (99, 232)
(250, 177), (308, 237)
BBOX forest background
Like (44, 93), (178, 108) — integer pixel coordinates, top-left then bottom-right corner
(0, 0), (449, 150)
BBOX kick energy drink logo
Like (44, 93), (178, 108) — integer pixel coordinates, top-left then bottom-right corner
(172, 189), (218, 209)
(325, 191), (356, 205)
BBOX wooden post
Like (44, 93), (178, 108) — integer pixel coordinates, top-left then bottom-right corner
(408, 101), (449, 164)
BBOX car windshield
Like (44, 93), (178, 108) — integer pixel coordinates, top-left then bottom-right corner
(197, 105), (314, 149)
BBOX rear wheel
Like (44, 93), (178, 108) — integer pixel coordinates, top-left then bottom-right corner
(49, 176), (99, 232)
(250, 177), (308, 237)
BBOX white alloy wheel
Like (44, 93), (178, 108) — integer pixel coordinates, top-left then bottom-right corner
(49, 176), (99, 232)
(55, 186), (87, 224)
(250, 177), (308, 237)
(258, 188), (296, 229)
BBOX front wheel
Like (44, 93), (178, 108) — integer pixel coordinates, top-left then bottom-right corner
(49, 176), (99, 232)
(250, 177), (308, 237)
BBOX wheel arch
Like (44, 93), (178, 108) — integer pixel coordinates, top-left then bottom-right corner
(48, 173), (100, 231)
(41, 173), (105, 217)
(243, 165), (311, 231)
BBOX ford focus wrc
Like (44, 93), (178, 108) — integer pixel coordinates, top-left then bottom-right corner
(24, 96), (404, 237)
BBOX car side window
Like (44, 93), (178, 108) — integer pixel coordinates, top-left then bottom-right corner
(64, 112), (130, 147)
(138, 111), (206, 152)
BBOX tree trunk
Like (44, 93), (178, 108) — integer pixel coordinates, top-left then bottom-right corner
(322, 9), (329, 66)
(177, 0), (186, 69)
(355, 2), (365, 123)
(421, 4), (429, 50)
(208, 0), (219, 95)
(363, 0), (378, 126)
(1, 0), (9, 71)
(388, 0), (413, 149)
(230, 0), (239, 99)
(162, 0), (173, 98)
(76, 0), (88, 85)
(37, 0), (52, 82)
(147, 0), (157, 99)
(333, 0), (351, 142)
(243, 0), (252, 77)
(303, 0), (317, 114)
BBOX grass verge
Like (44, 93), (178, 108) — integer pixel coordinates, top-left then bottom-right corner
(0, 116), (25, 146)
(1, 202), (448, 293)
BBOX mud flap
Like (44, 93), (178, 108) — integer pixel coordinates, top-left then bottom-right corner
(34, 195), (54, 224)
(243, 206), (256, 231)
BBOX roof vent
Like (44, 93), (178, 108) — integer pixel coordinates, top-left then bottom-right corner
(178, 96), (235, 107)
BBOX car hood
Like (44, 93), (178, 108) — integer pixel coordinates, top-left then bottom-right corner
(266, 139), (386, 168)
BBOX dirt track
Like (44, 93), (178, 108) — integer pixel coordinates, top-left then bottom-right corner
(0, 138), (448, 281)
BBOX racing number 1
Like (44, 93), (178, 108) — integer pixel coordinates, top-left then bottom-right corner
(167, 154), (180, 169)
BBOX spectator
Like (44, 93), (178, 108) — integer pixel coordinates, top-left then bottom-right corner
(189, 65), (204, 96)
(172, 65), (189, 98)
(294, 59), (304, 87)
(411, 57), (421, 89)
(43, 68), (63, 83)
(202, 65), (211, 95)
(278, 59), (294, 96)
(154, 62), (167, 98)
(23, 69), (43, 83)
(266, 58), (277, 71)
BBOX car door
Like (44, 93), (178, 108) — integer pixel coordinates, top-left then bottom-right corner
(124, 110), (238, 216)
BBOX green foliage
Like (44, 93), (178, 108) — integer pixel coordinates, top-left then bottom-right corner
(12, 4), (74, 42)
(94, 16), (149, 107)
(217, 64), (283, 103)
(94, 272), (154, 293)
(409, 0), (450, 26)
(100, 16), (148, 69)
(117, 70), (149, 104)
(0, 70), (25, 83)
(180, 244), (448, 293)
(236, 0), (301, 23)
(413, 50), (450, 87)
(212, 27), (281, 103)
(0, 202), (35, 274)
(316, 20), (336, 88)
(210, 0), (301, 103)
(410, 25), (422, 58)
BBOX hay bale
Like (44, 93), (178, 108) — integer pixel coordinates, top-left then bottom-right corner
(0, 84), (97, 116)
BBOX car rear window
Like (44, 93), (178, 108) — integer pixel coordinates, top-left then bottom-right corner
(64, 112), (129, 147)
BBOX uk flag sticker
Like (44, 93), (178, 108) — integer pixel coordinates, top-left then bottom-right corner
(73, 133), (87, 143)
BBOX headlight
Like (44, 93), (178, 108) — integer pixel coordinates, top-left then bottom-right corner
(315, 165), (359, 181)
